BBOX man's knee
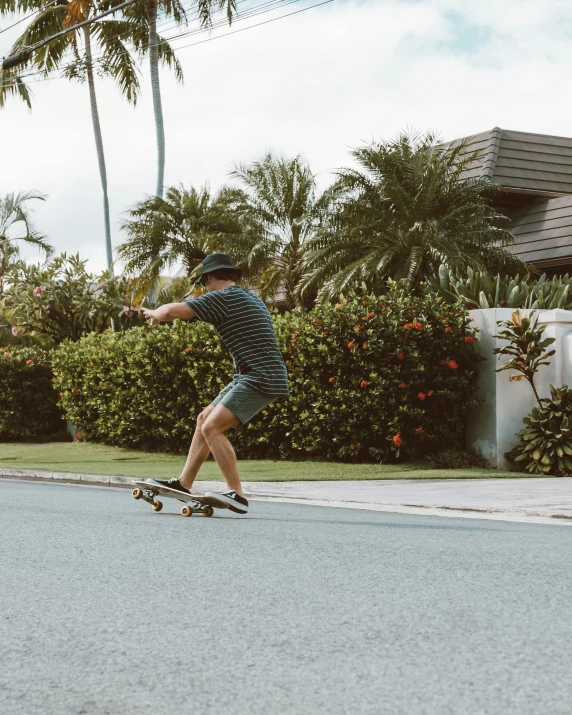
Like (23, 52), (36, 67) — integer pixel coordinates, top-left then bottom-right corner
(196, 406), (212, 430)
(201, 417), (219, 441)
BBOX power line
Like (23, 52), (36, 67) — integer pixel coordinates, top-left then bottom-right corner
(2, 0), (320, 86)
(0, 0), (59, 36)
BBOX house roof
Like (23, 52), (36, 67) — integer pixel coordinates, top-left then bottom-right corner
(448, 128), (572, 196)
(507, 194), (572, 266)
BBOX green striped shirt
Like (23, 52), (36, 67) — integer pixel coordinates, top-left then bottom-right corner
(185, 286), (289, 398)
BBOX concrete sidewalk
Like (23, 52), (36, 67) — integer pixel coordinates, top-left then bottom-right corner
(1, 467), (571, 525)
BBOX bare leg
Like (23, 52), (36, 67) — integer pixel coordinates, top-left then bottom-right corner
(201, 405), (243, 496)
(179, 405), (214, 489)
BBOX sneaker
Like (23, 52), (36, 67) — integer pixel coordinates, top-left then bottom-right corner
(146, 478), (192, 501)
(204, 490), (249, 514)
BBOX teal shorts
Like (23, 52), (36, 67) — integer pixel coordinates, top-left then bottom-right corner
(211, 379), (278, 424)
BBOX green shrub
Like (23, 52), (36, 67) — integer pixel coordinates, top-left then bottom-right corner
(512, 385), (572, 475)
(0, 347), (64, 440)
(51, 283), (482, 461)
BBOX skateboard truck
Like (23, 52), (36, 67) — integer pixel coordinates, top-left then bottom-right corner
(131, 486), (214, 517)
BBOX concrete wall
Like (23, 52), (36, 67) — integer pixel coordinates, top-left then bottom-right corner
(466, 308), (572, 469)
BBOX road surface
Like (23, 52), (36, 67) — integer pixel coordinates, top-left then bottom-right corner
(1, 480), (571, 714)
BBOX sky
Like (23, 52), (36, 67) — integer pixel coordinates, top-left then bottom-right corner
(2, 0), (572, 273)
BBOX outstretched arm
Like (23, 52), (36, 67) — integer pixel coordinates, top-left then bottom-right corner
(142, 302), (196, 326)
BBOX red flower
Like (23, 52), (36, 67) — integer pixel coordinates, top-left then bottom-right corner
(362, 342), (368, 349)
(444, 326), (453, 333)
(185, 333), (189, 337)
(122, 412), (126, 418)
(323, 331), (328, 336)
(393, 434), (402, 447)
(353, 324), (360, 331)
(440, 360), (447, 366)
(26, 359), (33, 365)
(348, 341), (355, 349)
(350, 444), (356, 450)
(93, 365), (98, 370)
(360, 380), (368, 388)
(399, 383), (407, 388)
(59, 392), (64, 398)
(413, 321), (423, 331)
(403, 323), (413, 330)
(71, 387), (77, 394)
(285, 360), (291, 366)
(427, 390), (434, 396)
(366, 312), (375, 319)
(3, 352), (9, 358)
(397, 352), (405, 360)
(448, 360), (459, 369)
(415, 427), (424, 433)
(185, 348), (191, 353)
(329, 377), (335, 383)
(417, 392), (426, 400)
(464, 336), (474, 344)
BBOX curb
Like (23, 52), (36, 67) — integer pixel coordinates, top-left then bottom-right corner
(1, 468), (571, 525)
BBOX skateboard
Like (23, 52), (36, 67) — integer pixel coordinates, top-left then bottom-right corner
(131, 480), (222, 518)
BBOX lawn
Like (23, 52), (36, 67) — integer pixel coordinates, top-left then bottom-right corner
(0, 442), (528, 481)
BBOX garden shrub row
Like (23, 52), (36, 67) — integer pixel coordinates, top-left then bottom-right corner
(0, 347), (64, 440)
(50, 284), (482, 461)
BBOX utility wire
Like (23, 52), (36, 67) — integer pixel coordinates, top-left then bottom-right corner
(2, 0), (281, 78)
(0, 0), (60, 36)
(2, 0), (311, 84)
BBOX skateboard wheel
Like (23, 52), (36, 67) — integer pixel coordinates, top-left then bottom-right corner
(152, 500), (163, 512)
(202, 506), (214, 518)
(132, 488), (143, 500)
(181, 505), (193, 517)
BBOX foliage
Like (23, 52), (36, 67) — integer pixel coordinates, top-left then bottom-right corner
(0, 253), (141, 346)
(0, 346), (64, 440)
(432, 264), (572, 310)
(223, 153), (322, 310)
(0, 190), (52, 275)
(512, 385), (572, 475)
(428, 449), (488, 469)
(493, 310), (555, 405)
(117, 184), (243, 295)
(300, 130), (525, 303)
(50, 282), (481, 461)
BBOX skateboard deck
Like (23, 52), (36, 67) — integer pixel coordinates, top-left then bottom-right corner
(131, 480), (225, 517)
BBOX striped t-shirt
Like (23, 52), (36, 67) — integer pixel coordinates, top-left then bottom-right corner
(185, 286), (289, 398)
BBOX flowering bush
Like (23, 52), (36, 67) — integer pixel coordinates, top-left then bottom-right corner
(0, 347), (64, 440)
(50, 283), (481, 461)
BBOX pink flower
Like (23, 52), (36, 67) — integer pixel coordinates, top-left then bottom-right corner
(45, 304), (51, 311)
(123, 305), (138, 317)
(11, 326), (18, 336)
(33, 286), (46, 296)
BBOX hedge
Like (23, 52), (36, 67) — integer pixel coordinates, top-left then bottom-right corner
(50, 284), (481, 461)
(0, 347), (64, 440)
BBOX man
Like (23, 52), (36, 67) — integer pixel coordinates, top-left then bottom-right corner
(141, 253), (289, 514)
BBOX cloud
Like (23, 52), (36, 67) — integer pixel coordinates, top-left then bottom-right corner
(1, 0), (572, 272)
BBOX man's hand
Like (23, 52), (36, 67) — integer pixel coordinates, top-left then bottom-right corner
(142, 303), (196, 325)
(142, 307), (161, 326)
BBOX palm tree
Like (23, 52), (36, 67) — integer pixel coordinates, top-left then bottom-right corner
(222, 152), (321, 310)
(0, 0), (181, 268)
(0, 191), (52, 275)
(299, 130), (526, 303)
(139, 0), (236, 198)
(117, 183), (243, 294)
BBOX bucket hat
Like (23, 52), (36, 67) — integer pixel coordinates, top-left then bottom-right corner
(195, 253), (242, 286)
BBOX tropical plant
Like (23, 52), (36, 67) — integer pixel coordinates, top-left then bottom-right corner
(0, 190), (52, 275)
(513, 386), (572, 476)
(493, 310), (555, 405)
(431, 265), (572, 310)
(222, 153), (322, 310)
(300, 130), (525, 303)
(117, 184), (243, 294)
(121, 0), (236, 198)
(0, 253), (139, 346)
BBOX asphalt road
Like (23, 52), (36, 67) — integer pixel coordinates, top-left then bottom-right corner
(1, 480), (571, 715)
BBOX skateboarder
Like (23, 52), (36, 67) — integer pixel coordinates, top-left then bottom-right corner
(140, 253), (289, 514)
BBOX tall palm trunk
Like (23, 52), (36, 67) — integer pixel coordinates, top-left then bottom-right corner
(83, 25), (113, 271)
(148, 0), (165, 198)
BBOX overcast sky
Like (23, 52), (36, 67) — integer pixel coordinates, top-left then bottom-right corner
(2, 0), (572, 273)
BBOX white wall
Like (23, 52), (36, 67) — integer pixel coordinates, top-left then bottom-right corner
(466, 308), (572, 469)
